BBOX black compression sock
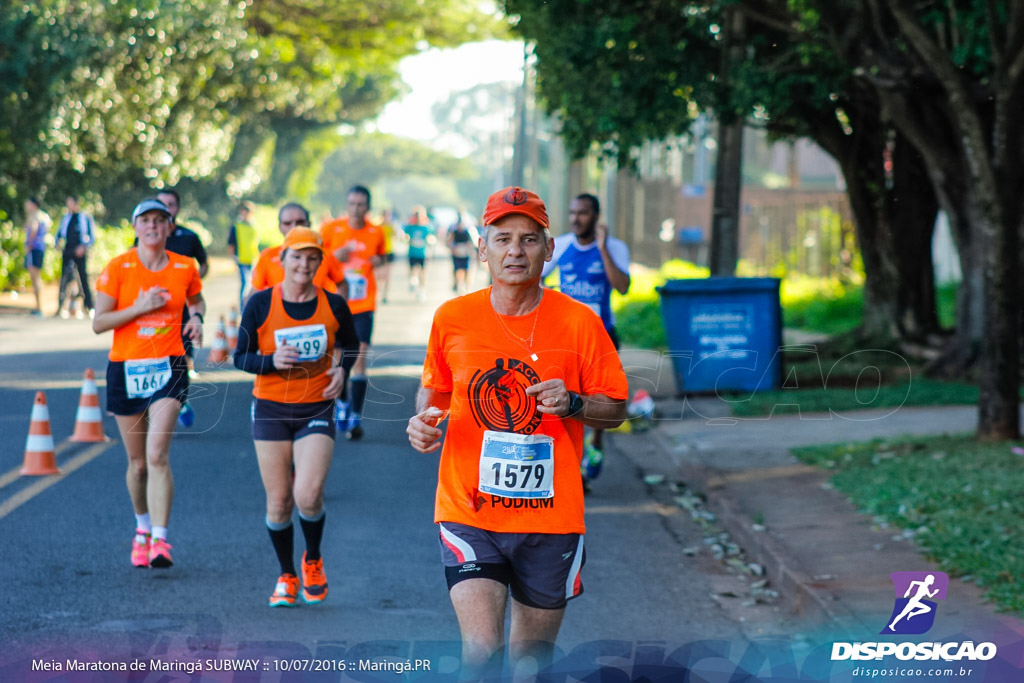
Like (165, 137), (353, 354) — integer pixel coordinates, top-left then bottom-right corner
(299, 511), (325, 562)
(267, 521), (296, 576)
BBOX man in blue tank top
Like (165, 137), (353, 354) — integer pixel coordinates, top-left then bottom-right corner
(542, 193), (631, 490)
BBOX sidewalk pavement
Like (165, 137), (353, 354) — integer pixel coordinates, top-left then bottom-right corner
(612, 347), (1024, 647)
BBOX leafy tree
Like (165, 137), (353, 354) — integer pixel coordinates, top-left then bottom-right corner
(506, 0), (940, 337)
(0, 0), (498, 233)
(509, 0), (1020, 439)
(314, 133), (474, 214)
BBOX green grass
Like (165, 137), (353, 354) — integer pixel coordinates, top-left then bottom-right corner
(794, 436), (1024, 614)
(730, 379), (980, 417)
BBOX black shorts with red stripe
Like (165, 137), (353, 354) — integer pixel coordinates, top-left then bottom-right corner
(438, 521), (585, 610)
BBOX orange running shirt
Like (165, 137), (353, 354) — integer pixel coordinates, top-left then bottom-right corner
(422, 288), (629, 534)
(96, 249), (202, 361)
(319, 217), (387, 315)
(254, 285), (341, 403)
(250, 245), (345, 293)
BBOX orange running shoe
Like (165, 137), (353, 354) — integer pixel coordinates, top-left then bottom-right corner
(131, 529), (150, 568)
(301, 552), (328, 604)
(149, 538), (173, 568)
(269, 573), (299, 607)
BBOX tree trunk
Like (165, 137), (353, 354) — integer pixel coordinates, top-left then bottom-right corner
(709, 6), (744, 276)
(812, 111), (939, 342)
(709, 118), (743, 276)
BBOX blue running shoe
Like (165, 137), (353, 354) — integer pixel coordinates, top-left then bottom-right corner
(346, 415), (364, 441)
(334, 399), (350, 432)
(177, 402), (195, 428)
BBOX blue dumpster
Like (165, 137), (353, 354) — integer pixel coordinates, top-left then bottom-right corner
(657, 277), (783, 394)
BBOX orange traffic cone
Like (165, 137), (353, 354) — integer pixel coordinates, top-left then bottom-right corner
(71, 368), (107, 442)
(226, 307), (239, 353)
(207, 316), (229, 364)
(21, 391), (60, 476)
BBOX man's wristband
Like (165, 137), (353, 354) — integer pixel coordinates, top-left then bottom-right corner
(192, 312), (204, 323)
(566, 391), (585, 417)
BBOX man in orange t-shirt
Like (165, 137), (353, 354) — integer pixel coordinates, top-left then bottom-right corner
(406, 187), (628, 678)
(250, 203), (345, 298)
(320, 185), (388, 440)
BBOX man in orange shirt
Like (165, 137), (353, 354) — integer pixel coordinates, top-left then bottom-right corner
(406, 187), (628, 678)
(250, 203), (346, 297)
(320, 185), (388, 440)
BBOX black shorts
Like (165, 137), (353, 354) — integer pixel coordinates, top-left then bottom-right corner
(352, 311), (374, 345)
(452, 256), (470, 272)
(25, 249), (44, 269)
(251, 398), (335, 442)
(106, 356), (189, 416)
(439, 522), (586, 610)
(409, 256), (426, 268)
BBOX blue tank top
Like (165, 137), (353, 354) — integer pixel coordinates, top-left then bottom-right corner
(556, 243), (613, 329)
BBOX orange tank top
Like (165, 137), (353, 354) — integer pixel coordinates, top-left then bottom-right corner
(254, 285), (340, 403)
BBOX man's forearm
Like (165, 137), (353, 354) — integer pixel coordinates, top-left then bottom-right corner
(416, 385), (452, 413)
(577, 394), (627, 429)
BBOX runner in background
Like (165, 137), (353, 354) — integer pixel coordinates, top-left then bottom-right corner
(55, 194), (96, 319)
(320, 185), (388, 440)
(403, 205), (434, 302)
(235, 227), (359, 607)
(23, 196), (51, 317)
(155, 189), (208, 427)
(542, 193), (631, 491)
(227, 200), (259, 311)
(250, 202), (346, 297)
(92, 198), (205, 569)
(376, 207), (396, 304)
(407, 186), (628, 678)
(446, 212), (476, 295)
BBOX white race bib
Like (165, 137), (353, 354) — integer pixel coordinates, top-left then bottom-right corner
(274, 324), (328, 362)
(124, 357), (172, 399)
(345, 272), (368, 301)
(452, 243), (471, 258)
(478, 430), (555, 499)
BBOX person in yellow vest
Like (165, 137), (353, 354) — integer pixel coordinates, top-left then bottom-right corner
(228, 201), (260, 310)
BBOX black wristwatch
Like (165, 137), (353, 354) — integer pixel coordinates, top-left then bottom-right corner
(192, 312), (204, 323)
(566, 392), (585, 417)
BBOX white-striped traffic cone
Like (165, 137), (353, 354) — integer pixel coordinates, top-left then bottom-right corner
(21, 392), (59, 476)
(227, 307), (239, 353)
(207, 316), (229, 364)
(71, 368), (107, 442)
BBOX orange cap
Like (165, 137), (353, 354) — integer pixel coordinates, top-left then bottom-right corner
(281, 227), (323, 252)
(482, 187), (549, 229)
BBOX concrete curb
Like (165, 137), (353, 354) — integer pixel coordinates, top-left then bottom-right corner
(647, 425), (867, 636)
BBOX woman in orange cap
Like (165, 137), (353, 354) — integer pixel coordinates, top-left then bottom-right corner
(234, 213), (359, 607)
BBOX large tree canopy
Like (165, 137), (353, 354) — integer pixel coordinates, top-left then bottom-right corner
(508, 0), (1021, 439)
(0, 0), (498, 223)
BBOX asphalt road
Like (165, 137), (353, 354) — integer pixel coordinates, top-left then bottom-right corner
(0, 254), (817, 680)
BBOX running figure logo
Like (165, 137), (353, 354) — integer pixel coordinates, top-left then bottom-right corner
(467, 357), (542, 434)
(881, 571), (949, 635)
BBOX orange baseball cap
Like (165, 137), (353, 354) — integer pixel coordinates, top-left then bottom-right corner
(482, 186), (549, 229)
(281, 227), (323, 252)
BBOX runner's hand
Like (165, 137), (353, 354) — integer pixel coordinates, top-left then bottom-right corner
(334, 245), (352, 263)
(183, 316), (203, 345)
(526, 379), (572, 417)
(134, 286), (170, 314)
(595, 223), (609, 250)
(407, 407), (446, 453)
(272, 342), (300, 370)
(322, 367), (345, 399)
